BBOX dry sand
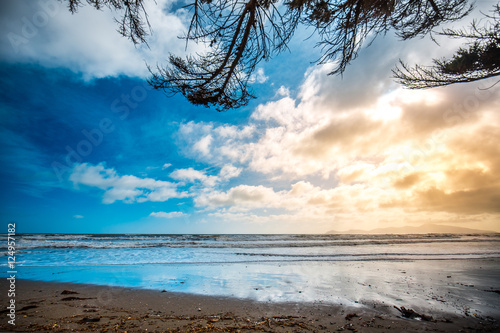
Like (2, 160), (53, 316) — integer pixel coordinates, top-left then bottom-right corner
(1, 279), (498, 332)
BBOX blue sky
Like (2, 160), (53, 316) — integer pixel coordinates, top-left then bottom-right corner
(1, 0), (499, 234)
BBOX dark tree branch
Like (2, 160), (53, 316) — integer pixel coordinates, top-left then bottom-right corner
(148, 0), (298, 111)
(64, 0), (482, 111)
(394, 4), (500, 89)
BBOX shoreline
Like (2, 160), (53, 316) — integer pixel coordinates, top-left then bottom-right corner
(12, 258), (500, 317)
(1, 279), (498, 332)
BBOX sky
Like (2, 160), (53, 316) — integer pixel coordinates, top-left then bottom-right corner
(0, 0), (499, 234)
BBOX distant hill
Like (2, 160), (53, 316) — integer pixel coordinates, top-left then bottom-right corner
(326, 223), (498, 234)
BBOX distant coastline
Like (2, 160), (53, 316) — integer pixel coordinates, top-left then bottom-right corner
(326, 223), (499, 235)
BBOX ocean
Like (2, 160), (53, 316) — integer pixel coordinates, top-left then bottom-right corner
(3, 233), (500, 317)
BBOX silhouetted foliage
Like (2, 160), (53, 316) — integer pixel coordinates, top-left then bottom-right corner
(292, 0), (471, 75)
(394, 4), (500, 89)
(65, 0), (476, 110)
(149, 0), (298, 110)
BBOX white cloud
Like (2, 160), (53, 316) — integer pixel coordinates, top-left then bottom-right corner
(176, 121), (256, 165)
(0, 0), (191, 79)
(196, 181), (390, 214)
(73, 215), (84, 219)
(162, 163), (172, 170)
(219, 165), (242, 180)
(193, 135), (213, 156)
(196, 185), (279, 208)
(276, 86), (290, 97)
(169, 167), (206, 182)
(169, 165), (241, 187)
(150, 211), (185, 218)
(249, 68), (268, 84)
(169, 167), (218, 187)
(70, 163), (189, 204)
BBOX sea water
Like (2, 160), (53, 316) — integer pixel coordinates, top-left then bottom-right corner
(2, 233), (500, 317)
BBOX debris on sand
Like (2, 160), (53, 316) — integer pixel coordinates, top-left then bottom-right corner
(485, 289), (500, 295)
(394, 306), (434, 321)
(83, 308), (98, 313)
(345, 313), (358, 320)
(18, 305), (38, 312)
(79, 317), (100, 323)
(61, 296), (94, 301)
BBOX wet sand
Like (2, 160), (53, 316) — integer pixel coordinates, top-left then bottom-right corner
(1, 279), (498, 332)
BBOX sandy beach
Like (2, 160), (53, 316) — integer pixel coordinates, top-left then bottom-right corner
(1, 278), (498, 332)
